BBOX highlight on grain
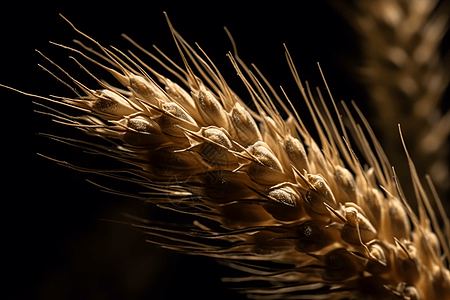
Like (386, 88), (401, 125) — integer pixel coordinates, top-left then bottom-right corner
(2, 12), (449, 300)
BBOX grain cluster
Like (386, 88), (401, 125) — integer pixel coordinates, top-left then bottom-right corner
(4, 13), (450, 300)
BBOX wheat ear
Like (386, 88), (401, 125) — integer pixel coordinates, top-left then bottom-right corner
(333, 0), (450, 204)
(2, 13), (450, 299)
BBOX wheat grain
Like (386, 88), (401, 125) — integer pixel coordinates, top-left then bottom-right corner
(3, 12), (450, 300)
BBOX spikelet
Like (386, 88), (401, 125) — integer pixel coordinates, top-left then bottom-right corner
(3, 13), (450, 300)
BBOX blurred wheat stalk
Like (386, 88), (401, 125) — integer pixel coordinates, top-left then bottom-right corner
(2, 3), (450, 299)
(333, 0), (450, 206)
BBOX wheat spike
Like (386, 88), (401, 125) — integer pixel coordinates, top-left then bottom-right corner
(333, 0), (450, 204)
(3, 12), (450, 300)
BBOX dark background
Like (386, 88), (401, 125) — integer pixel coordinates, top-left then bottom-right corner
(1, 2), (446, 300)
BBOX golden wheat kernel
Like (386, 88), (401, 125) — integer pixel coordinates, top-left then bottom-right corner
(92, 89), (135, 117)
(305, 174), (337, 215)
(248, 142), (283, 171)
(340, 205), (377, 244)
(268, 186), (299, 207)
(195, 90), (229, 128)
(126, 116), (155, 132)
(334, 166), (357, 202)
(158, 102), (198, 136)
(120, 115), (166, 146)
(230, 102), (262, 147)
(163, 78), (196, 111)
(246, 141), (286, 185)
(305, 190), (332, 216)
(202, 127), (233, 148)
(128, 73), (167, 105)
(359, 187), (383, 229)
(387, 199), (411, 240)
(198, 128), (236, 166)
(285, 135), (310, 173)
(366, 243), (388, 272)
(424, 229), (441, 257)
(260, 186), (305, 221)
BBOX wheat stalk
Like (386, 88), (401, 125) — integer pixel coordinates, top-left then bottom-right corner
(3, 12), (450, 300)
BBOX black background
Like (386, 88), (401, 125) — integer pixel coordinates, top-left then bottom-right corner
(1, 2), (446, 300)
